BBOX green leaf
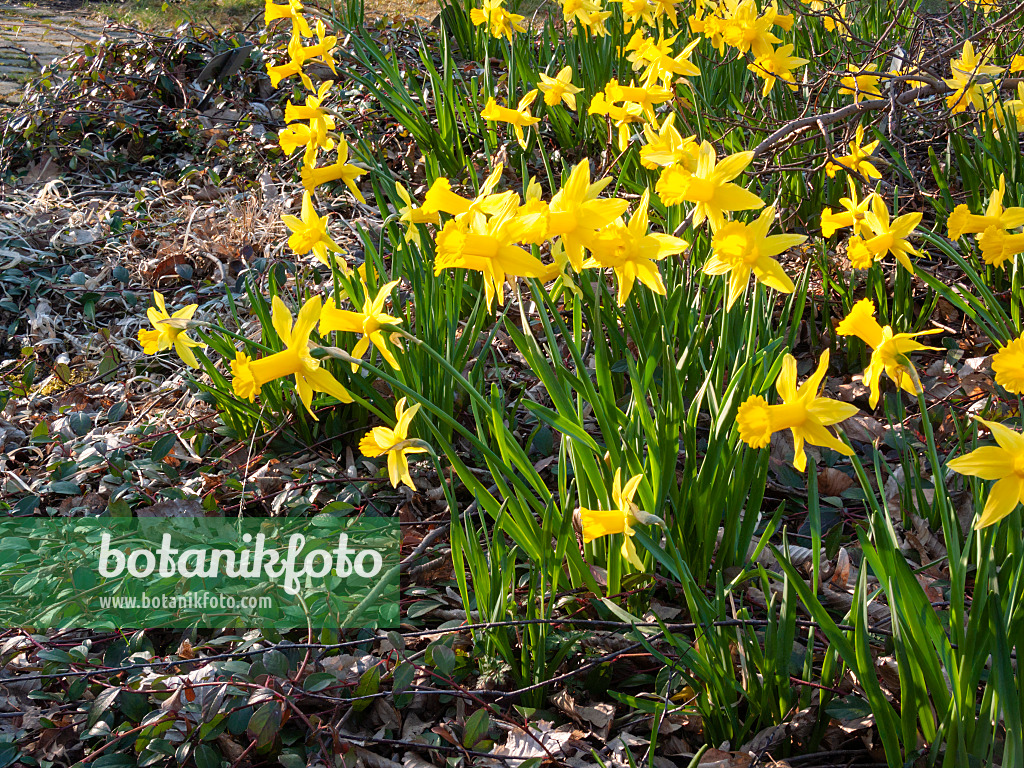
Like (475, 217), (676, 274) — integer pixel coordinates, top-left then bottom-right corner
(303, 672), (335, 692)
(246, 702), (281, 750)
(87, 687), (119, 729)
(430, 643), (455, 677)
(463, 708), (490, 748)
(825, 695), (873, 721)
(262, 650), (289, 679)
(352, 664), (380, 713)
(194, 744), (220, 768)
(47, 480), (81, 495)
(151, 434), (176, 463)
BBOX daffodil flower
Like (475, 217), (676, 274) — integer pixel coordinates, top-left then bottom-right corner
(537, 66), (583, 110)
(825, 123), (881, 180)
(588, 93), (645, 152)
(546, 161), (629, 271)
(651, 0), (679, 25)
(639, 113), (699, 170)
(422, 166), (513, 218)
(137, 291), (206, 368)
(625, 31), (701, 86)
(231, 296), (353, 418)
(719, 0), (781, 59)
(736, 351), (858, 472)
(282, 192), (345, 269)
(947, 174), (1024, 240)
(582, 189), (689, 306)
(560, 0), (609, 33)
(847, 195), (922, 273)
(266, 31), (314, 90)
(359, 397), (429, 490)
(470, 0), (526, 41)
(748, 43), (808, 95)
(992, 335), (1024, 394)
(434, 195), (549, 310)
(481, 91), (541, 149)
(264, 0), (312, 37)
(599, 77), (673, 122)
(821, 182), (877, 239)
(839, 63), (882, 102)
(656, 141), (764, 231)
(281, 81), (336, 166)
(300, 141), (366, 203)
(948, 418), (1024, 528)
(321, 280), (404, 371)
(836, 298), (941, 409)
(703, 205), (805, 308)
(578, 468), (664, 571)
(305, 19), (338, 74)
(978, 226), (1024, 269)
(394, 183), (440, 246)
(612, 0), (655, 30)
(944, 41), (1001, 114)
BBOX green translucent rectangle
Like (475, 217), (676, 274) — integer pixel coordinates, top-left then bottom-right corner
(0, 515), (399, 630)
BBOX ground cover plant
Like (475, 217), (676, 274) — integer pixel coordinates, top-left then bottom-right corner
(2, 0), (1024, 765)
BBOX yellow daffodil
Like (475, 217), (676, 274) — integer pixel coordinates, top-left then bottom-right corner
(748, 43), (808, 95)
(978, 226), (1024, 269)
(264, 0), (312, 37)
(639, 114), (700, 170)
(305, 19), (338, 74)
(947, 174), (1024, 240)
(538, 66), (582, 110)
(801, 0), (847, 32)
(422, 166), (511, 218)
(737, 351), (858, 472)
(481, 91), (541, 149)
(546, 161), (629, 271)
(470, 0), (526, 41)
(703, 206), (805, 308)
(992, 335), (1024, 394)
(836, 298), (940, 409)
(282, 191), (345, 269)
(137, 291), (205, 368)
(284, 79), (336, 125)
(560, 0), (610, 34)
(267, 30), (314, 90)
(720, 0), (781, 59)
(281, 81), (336, 165)
(598, 77), (673, 122)
(321, 280), (404, 371)
(984, 86), (1024, 135)
(300, 141), (366, 203)
(231, 296), (353, 417)
(947, 418), (1024, 528)
(825, 123), (881, 180)
(587, 93), (645, 152)
(578, 468), (664, 571)
(821, 182), (878, 239)
(945, 41), (1001, 114)
(625, 31), (701, 86)
(611, 0), (655, 30)
(651, 0), (679, 25)
(434, 195), (549, 310)
(582, 189), (689, 306)
(847, 195), (922, 273)
(838, 63), (882, 102)
(394, 183), (440, 246)
(657, 141), (764, 231)
(359, 397), (429, 490)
